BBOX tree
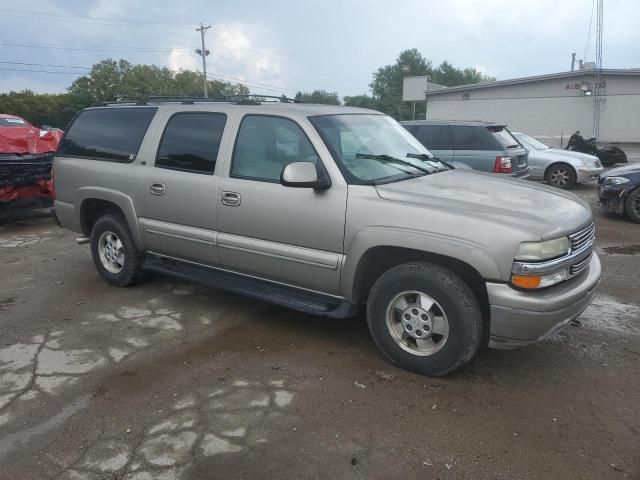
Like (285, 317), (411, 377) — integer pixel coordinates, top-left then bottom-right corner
(431, 61), (495, 86)
(68, 59), (248, 103)
(294, 90), (340, 105)
(0, 90), (91, 129)
(369, 49), (432, 119)
(343, 94), (378, 110)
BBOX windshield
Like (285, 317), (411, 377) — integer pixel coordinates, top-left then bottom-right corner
(487, 126), (520, 149)
(0, 117), (29, 127)
(309, 114), (447, 184)
(514, 133), (550, 151)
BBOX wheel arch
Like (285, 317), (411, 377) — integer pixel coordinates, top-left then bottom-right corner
(350, 245), (491, 345)
(77, 187), (143, 249)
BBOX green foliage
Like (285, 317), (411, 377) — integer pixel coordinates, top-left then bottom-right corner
(68, 59), (248, 102)
(355, 49), (496, 120)
(369, 48), (432, 120)
(0, 90), (90, 129)
(343, 94), (378, 109)
(294, 90), (340, 105)
(1, 59), (249, 128)
(431, 61), (495, 87)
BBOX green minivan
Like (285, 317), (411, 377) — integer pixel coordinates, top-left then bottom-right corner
(401, 120), (530, 178)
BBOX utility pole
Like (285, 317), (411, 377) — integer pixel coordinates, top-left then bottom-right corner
(195, 24), (211, 97)
(592, 0), (603, 140)
(571, 52), (576, 71)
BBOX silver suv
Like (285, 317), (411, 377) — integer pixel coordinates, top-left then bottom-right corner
(53, 97), (601, 376)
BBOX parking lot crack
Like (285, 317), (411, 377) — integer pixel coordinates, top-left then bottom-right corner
(0, 328), (50, 413)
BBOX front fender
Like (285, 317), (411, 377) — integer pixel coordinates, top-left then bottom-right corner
(341, 226), (504, 300)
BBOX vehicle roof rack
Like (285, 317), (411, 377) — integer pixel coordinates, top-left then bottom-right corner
(95, 95), (303, 107)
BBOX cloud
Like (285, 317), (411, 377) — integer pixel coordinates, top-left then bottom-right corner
(167, 49), (200, 72)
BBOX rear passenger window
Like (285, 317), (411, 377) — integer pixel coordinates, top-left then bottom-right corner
(450, 126), (493, 150)
(231, 115), (319, 182)
(156, 113), (226, 174)
(413, 125), (452, 150)
(57, 108), (157, 162)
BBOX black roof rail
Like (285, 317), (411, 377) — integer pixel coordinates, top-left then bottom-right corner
(146, 95), (303, 105)
(95, 100), (149, 107)
(95, 94), (304, 107)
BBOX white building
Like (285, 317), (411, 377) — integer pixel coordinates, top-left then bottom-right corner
(403, 69), (640, 145)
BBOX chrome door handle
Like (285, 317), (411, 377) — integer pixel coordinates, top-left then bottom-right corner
(221, 191), (241, 206)
(149, 183), (166, 195)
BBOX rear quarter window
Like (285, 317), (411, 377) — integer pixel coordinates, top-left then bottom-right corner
(57, 107), (157, 162)
(487, 126), (520, 149)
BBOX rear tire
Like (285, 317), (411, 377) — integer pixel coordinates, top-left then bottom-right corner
(625, 188), (640, 224)
(546, 163), (576, 189)
(90, 214), (144, 287)
(366, 262), (482, 376)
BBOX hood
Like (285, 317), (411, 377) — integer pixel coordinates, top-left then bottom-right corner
(600, 163), (640, 177)
(0, 126), (64, 155)
(375, 170), (592, 240)
(545, 148), (600, 164)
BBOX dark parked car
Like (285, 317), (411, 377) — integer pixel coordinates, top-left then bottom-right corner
(598, 164), (640, 223)
(401, 120), (529, 178)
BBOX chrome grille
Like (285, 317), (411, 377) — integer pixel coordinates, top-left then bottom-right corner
(570, 253), (592, 276)
(569, 223), (595, 253)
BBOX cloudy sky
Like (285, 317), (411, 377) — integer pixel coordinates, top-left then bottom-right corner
(1, 0), (639, 98)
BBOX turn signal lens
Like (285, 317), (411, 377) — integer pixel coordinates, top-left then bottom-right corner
(511, 275), (542, 289)
(512, 270), (570, 289)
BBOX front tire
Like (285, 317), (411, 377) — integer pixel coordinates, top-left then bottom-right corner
(625, 188), (640, 224)
(546, 163), (576, 189)
(366, 262), (482, 376)
(90, 214), (144, 287)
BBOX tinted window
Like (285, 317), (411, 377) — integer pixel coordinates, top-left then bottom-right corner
(450, 126), (494, 150)
(156, 113), (226, 174)
(57, 108), (157, 162)
(232, 115), (319, 182)
(412, 125), (452, 150)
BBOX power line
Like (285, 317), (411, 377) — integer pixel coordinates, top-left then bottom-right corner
(0, 42), (190, 53)
(0, 61), (299, 95)
(0, 61), (90, 70)
(0, 67), (88, 75)
(207, 73), (298, 94)
(0, 8), (194, 27)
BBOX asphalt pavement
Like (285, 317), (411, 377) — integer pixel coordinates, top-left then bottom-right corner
(0, 177), (638, 480)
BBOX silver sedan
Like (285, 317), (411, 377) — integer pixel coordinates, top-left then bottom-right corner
(514, 132), (604, 189)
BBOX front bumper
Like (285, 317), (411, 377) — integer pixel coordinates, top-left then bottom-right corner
(598, 184), (627, 214)
(487, 253), (601, 349)
(576, 166), (604, 183)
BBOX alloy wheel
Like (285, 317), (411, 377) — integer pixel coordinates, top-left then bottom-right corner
(385, 290), (450, 356)
(97, 230), (125, 274)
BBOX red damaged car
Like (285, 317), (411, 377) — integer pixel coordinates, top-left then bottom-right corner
(0, 114), (63, 214)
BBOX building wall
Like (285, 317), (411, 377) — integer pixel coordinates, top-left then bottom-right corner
(424, 74), (640, 145)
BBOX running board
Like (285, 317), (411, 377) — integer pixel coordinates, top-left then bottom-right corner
(143, 254), (358, 319)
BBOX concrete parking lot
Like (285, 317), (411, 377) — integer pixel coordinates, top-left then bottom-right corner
(1, 178), (639, 479)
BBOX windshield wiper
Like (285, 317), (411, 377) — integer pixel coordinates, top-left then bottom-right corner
(355, 153), (433, 175)
(506, 144), (520, 149)
(405, 153), (455, 170)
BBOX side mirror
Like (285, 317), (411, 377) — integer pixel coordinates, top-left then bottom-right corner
(280, 162), (330, 189)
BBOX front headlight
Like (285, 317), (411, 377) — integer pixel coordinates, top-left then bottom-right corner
(604, 176), (630, 185)
(515, 237), (570, 261)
